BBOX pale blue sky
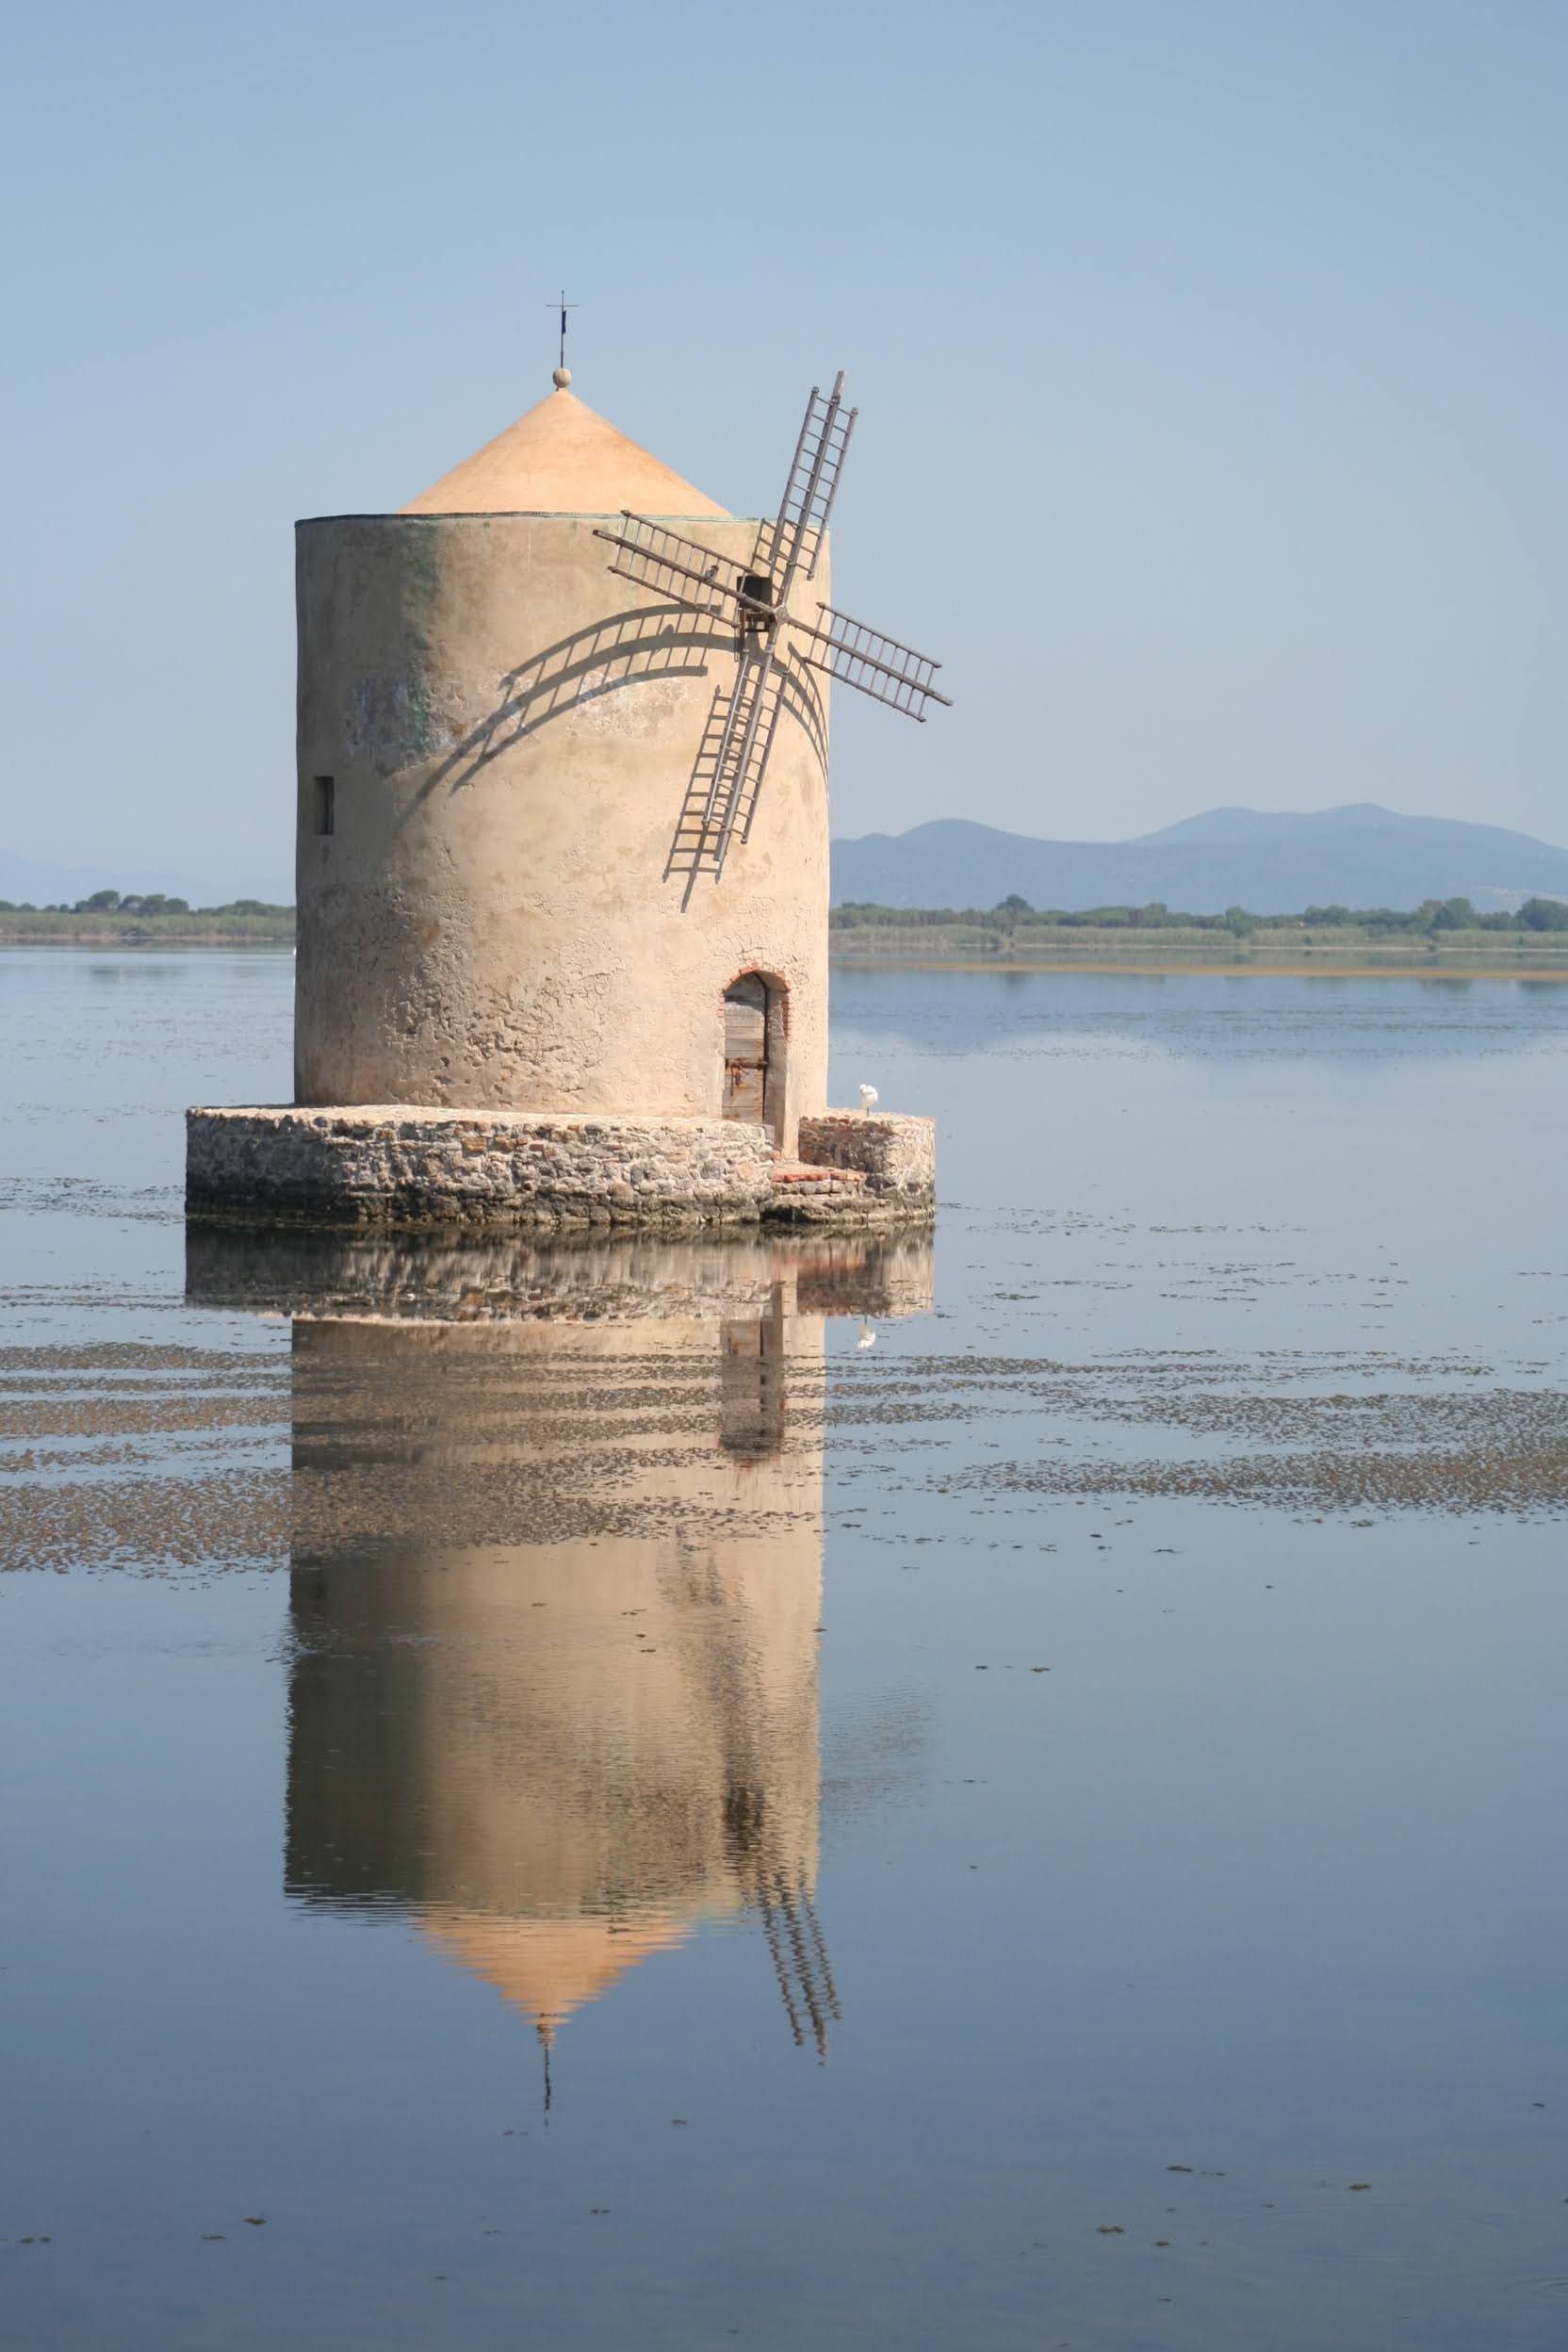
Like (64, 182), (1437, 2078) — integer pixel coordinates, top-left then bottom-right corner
(2, 0), (1564, 896)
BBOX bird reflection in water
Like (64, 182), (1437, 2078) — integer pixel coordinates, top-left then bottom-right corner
(190, 1230), (932, 2082)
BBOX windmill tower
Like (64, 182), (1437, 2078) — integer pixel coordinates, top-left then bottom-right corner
(188, 348), (942, 1231)
(295, 360), (945, 1134)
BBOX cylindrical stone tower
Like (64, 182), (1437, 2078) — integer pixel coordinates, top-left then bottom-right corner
(293, 373), (829, 1150)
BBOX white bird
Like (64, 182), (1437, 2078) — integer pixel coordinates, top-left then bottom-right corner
(857, 1321), (877, 1350)
(858, 1083), (879, 1115)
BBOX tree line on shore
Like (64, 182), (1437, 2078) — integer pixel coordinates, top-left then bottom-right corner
(0, 890), (291, 918)
(831, 894), (1568, 936)
(6, 889), (1566, 938)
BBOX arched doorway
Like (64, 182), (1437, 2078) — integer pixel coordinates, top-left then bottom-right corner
(723, 973), (785, 1135)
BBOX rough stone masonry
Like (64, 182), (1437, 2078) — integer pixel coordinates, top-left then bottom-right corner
(186, 1106), (935, 1233)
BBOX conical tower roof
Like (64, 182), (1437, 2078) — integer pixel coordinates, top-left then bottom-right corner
(400, 373), (728, 518)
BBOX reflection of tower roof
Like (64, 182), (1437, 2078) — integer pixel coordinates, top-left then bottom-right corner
(400, 384), (729, 518)
(420, 1909), (695, 2034)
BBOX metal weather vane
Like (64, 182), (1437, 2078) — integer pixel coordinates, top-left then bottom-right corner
(545, 286), (578, 373)
(595, 371), (951, 891)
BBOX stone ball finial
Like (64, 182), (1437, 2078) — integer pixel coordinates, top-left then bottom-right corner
(553, 367), (571, 389)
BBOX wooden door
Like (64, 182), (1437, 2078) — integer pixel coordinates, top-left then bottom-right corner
(723, 976), (768, 1122)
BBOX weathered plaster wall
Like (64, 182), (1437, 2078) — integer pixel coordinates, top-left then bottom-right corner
(294, 514), (830, 1147)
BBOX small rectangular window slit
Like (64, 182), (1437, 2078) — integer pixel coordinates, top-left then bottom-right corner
(313, 776), (335, 837)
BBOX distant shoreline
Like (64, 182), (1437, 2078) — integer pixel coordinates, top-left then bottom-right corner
(830, 931), (1568, 976)
(829, 914), (1568, 974)
(830, 951), (1568, 979)
(0, 912), (294, 944)
(6, 909), (1568, 977)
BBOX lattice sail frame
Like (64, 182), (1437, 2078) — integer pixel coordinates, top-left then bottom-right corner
(594, 370), (951, 889)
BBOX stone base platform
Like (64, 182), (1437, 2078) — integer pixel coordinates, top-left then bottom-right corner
(185, 1105), (935, 1233)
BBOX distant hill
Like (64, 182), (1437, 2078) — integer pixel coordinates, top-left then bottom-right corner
(830, 804), (1568, 916)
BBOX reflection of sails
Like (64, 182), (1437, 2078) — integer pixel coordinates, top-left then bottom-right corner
(234, 1232), (934, 2065)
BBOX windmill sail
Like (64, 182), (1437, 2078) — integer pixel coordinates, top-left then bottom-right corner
(595, 514), (754, 624)
(599, 368), (951, 890)
(753, 375), (858, 596)
(791, 603), (952, 720)
(666, 651), (786, 901)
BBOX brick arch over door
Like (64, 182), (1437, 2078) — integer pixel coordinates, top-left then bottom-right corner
(722, 972), (788, 1141)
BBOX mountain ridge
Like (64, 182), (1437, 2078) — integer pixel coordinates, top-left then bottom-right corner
(831, 805), (1568, 915)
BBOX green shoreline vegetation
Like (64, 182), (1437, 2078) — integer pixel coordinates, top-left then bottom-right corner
(6, 889), (1568, 965)
(0, 890), (294, 943)
(830, 892), (1568, 968)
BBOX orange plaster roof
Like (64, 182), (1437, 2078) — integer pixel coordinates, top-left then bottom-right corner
(400, 382), (728, 518)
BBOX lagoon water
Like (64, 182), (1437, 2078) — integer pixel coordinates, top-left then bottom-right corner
(3, 948), (1568, 2351)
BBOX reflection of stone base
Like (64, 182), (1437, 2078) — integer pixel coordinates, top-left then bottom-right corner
(186, 1105), (936, 1233)
(185, 1223), (936, 1322)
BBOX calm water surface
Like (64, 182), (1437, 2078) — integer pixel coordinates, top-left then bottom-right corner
(3, 950), (1568, 2350)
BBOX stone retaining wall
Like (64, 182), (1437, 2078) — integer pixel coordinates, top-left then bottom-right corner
(797, 1112), (938, 1204)
(186, 1105), (935, 1233)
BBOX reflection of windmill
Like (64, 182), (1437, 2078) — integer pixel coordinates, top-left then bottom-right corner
(717, 1778), (841, 2060)
(256, 1239), (939, 2099)
(595, 371), (952, 900)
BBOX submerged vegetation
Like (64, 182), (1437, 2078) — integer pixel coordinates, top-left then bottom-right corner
(830, 894), (1568, 964)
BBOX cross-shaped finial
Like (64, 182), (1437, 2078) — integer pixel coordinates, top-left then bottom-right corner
(545, 286), (578, 378)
